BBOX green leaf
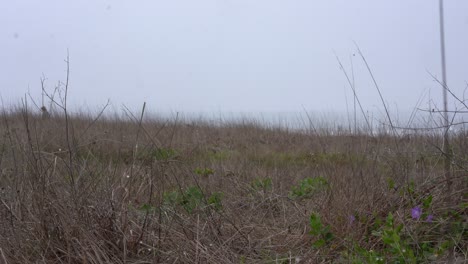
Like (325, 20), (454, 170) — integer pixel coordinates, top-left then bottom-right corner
(387, 178), (395, 190)
(324, 232), (334, 241)
(138, 203), (153, 212)
(207, 192), (223, 211)
(422, 195), (433, 209)
(290, 177), (328, 199)
(313, 239), (326, 248)
(309, 213), (324, 235)
(382, 236), (393, 245)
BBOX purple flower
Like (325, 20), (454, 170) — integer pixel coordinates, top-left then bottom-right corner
(349, 215), (356, 225)
(426, 214), (434, 223)
(411, 206), (422, 220)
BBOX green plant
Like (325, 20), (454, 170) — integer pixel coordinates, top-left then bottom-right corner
(182, 186), (204, 213)
(150, 147), (178, 160)
(138, 203), (156, 213)
(163, 186), (223, 213)
(207, 192), (223, 211)
(377, 213), (416, 263)
(386, 177), (395, 190)
(250, 177), (273, 193)
(290, 177), (328, 199)
(194, 167), (215, 177)
(163, 189), (183, 207)
(344, 209), (452, 264)
(309, 213), (334, 248)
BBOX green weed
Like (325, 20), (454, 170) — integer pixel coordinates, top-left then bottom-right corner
(309, 213), (334, 248)
(194, 167), (215, 177)
(290, 177), (328, 199)
(163, 186), (223, 213)
(250, 177), (273, 193)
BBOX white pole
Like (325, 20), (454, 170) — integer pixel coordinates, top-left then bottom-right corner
(439, 0), (453, 221)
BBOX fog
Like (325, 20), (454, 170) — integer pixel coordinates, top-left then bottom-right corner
(1, 1), (467, 122)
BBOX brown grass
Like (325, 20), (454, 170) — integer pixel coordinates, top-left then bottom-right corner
(0, 106), (466, 263)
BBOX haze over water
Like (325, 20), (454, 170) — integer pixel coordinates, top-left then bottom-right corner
(1, 1), (467, 131)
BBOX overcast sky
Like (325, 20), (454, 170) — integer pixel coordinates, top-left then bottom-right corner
(1, 0), (467, 117)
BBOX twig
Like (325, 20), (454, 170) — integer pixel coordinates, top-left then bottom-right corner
(354, 43), (397, 137)
(77, 99), (111, 141)
(0, 247), (9, 264)
(335, 53), (371, 131)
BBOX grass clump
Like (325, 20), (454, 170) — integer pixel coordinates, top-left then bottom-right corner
(250, 177), (273, 193)
(309, 213), (334, 249)
(163, 186), (223, 213)
(194, 167), (215, 177)
(290, 176), (328, 199)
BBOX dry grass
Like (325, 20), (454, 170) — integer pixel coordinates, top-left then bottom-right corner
(0, 106), (466, 263)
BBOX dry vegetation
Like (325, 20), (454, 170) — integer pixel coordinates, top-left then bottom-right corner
(0, 105), (466, 263)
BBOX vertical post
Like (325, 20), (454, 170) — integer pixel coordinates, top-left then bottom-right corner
(439, 5), (455, 262)
(439, 0), (451, 195)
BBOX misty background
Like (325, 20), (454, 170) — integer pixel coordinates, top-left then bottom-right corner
(1, 0), (467, 125)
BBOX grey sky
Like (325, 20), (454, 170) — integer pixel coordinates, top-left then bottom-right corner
(1, 0), (467, 116)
